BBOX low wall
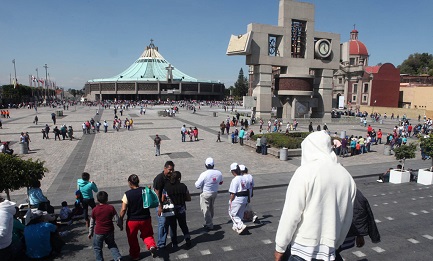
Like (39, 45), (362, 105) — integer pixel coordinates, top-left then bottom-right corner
(359, 106), (433, 119)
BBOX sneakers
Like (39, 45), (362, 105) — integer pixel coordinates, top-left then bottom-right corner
(377, 179), (383, 183)
(252, 215), (258, 223)
(185, 238), (192, 248)
(150, 246), (157, 258)
(237, 224), (247, 234)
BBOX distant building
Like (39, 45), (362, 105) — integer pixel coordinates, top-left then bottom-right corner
(84, 41), (225, 101)
(333, 29), (400, 109)
(400, 75), (433, 110)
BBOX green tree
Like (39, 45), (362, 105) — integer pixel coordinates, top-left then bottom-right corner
(0, 154), (47, 200)
(233, 68), (248, 99)
(398, 53), (433, 76)
(393, 143), (417, 170)
(420, 134), (433, 168)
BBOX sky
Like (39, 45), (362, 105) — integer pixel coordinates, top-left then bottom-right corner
(1, 0), (432, 90)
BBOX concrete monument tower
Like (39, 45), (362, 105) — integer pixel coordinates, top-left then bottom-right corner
(227, 0), (340, 120)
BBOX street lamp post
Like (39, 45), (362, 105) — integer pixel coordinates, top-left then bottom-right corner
(12, 59), (17, 86)
(43, 64), (48, 102)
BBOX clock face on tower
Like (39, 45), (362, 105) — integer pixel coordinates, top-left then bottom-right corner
(315, 39), (331, 59)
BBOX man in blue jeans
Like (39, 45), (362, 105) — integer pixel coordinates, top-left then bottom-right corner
(153, 161), (175, 249)
(260, 135), (268, 155)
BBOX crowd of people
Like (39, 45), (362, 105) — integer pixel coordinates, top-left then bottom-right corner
(0, 157), (261, 260)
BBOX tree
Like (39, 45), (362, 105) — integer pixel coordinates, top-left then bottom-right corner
(398, 53), (433, 76)
(393, 143), (417, 170)
(420, 134), (433, 168)
(233, 68), (249, 99)
(0, 154), (47, 200)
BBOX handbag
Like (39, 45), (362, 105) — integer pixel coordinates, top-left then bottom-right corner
(161, 196), (175, 217)
(142, 187), (159, 209)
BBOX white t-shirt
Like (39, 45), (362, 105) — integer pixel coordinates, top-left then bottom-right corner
(229, 176), (248, 203)
(195, 169), (223, 193)
(243, 174), (254, 197)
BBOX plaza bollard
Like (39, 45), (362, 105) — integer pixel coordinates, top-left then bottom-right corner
(280, 147), (288, 161)
(340, 131), (346, 139)
(20, 142), (28, 154)
(213, 112), (217, 117)
(380, 119), (383, 124)
(383, 144), (391, 156)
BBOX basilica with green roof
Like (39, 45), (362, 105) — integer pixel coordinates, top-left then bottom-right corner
(84, 41), (225, 101)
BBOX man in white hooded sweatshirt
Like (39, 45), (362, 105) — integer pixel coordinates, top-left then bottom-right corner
(0, 198), (16, 261)
(275, 131), (356, 261)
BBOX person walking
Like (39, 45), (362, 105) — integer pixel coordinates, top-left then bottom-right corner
(164, 171), (192, 248)
(181, 125), (186, 142)
(34, 115), (38, 125)
(260, 135), (268, 155)
(68, 126), (74, 141)
(119, 175), (157, 259)
(53, 126), (61, 141)
(103, 120), (108, 133)
(44, 124), (50, 139)
(153, 161), (175, 250)
(239, 165), (258, 223)
(274, 131), (356, 261)
(194, 158), (223, 230)
(88, 191), (122, 261)
(228, 163), (249, 235)
(77, 172), (99, 227)
(154, 134), (161, 156)
(239, 127), (245, 146)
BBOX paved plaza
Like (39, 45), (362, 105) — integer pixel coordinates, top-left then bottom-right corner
(1, 104), (427, 203)
(1, 104), (432, 260)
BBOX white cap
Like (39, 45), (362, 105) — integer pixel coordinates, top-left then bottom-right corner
(239, 165), (246, 171)
(230, 162), (238, 171)
(205, 157), (214, 166)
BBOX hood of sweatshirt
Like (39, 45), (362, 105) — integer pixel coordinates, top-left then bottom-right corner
(0, 200), (16, 215)
(77, 179), (90, 187)
(301, 130), (337, 166)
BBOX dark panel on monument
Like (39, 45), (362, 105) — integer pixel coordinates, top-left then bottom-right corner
(276, 78), (313, 91)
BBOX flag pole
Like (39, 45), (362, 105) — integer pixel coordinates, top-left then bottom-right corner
(12, 59), (17, 83)
(36, 68), (40, 87)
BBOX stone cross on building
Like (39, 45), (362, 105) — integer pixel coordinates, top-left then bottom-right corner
(166, 64), (174, 83)
(227, 0), (340, 120)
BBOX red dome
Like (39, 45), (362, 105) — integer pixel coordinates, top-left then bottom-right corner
(349, 40), (368, 56)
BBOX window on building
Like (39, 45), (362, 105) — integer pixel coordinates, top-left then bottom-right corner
(352, 95), (357, 102)
(362, 95), (367, 102)
(338, 77), (343, 84)
(291, 20), (307, 58)
(363, 83), (369, 93)
(268, 35), (282, 57)
(352, 84), (358, 93)
(349, 58), (355, 65)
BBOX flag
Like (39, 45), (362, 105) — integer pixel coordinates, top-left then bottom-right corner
(13, 78), (17, 89)
(31, 75), (37, 82)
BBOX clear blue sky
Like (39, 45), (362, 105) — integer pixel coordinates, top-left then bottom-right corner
(1, 0), (432, 90)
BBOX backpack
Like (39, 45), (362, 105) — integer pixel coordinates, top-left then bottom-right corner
(75, 189), (83, 204)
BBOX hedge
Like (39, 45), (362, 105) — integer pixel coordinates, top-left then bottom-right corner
(251, 132), (309, 149)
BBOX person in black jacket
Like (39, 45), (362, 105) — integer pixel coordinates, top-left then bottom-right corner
(335, 189), (381, 260)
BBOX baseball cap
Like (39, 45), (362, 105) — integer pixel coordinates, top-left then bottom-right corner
(205, 157), (214, 166)
(230, 162), (238, 171)
(239, 165), (246, 171)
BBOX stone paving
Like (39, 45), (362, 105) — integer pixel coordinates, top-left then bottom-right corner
(0, 104), (429, 205)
